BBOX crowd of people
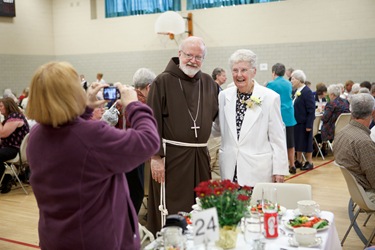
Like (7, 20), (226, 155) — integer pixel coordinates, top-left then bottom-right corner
(0, 35), (374, 249)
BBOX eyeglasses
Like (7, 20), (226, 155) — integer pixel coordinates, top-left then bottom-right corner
(181, 51), (204, 62)
(232, 68), (251, 75)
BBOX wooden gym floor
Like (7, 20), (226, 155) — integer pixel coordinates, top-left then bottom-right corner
(0, 155), (373, 249)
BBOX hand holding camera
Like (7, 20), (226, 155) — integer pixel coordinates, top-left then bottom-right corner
(87, 82), (108, 109)
(114, 82), (138, 108)
(88, 81), (138, 107)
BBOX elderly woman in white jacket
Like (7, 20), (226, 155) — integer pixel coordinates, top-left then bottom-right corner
(212, 49), (289, 187)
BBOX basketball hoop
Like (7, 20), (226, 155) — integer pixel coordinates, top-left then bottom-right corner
(155, 11), (193, 42)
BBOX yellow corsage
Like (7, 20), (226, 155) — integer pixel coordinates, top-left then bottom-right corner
(296, 91), (301, 97)
(241, 96), (262, 109)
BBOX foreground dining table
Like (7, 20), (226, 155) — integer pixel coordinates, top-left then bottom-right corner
(145, 210), (342, 250)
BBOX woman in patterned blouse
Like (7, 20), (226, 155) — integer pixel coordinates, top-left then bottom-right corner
(213, 49), (289, 187)
(0, 97), (29, 193)
(321, 84), (350, 142)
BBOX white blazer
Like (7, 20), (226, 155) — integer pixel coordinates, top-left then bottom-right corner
(215, 82), (289, 187)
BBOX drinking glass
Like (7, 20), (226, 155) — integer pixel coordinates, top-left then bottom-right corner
(243, 211), (262, 249)
(163, 226), (185, 250)
(261, 187), (278, 213)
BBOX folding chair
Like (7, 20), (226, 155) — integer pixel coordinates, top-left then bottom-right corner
(139, 222), (155, 245)
(337, 164), (375, 247)
(313, 115), (325, 159)
(250, 183), (312, 209)
(0, 133), (29, 195)
(327, 113), (351, 152)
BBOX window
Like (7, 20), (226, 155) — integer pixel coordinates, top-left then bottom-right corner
(105, 0), (181, 18)
(187, 0), (280, 10)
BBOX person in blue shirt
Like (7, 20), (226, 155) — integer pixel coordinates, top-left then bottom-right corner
(267, 63), (297, 174)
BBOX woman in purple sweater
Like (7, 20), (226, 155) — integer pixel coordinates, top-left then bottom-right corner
(25, 61), (160, 250)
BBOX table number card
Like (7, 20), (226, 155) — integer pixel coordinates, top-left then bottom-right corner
(191, 207), (219, 246)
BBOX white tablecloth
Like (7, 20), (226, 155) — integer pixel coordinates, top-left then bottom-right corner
(145, 210), (342, 250)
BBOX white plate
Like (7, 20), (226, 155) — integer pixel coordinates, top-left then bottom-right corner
(284, 220), (329, 231)
(289, 236), (322, 247)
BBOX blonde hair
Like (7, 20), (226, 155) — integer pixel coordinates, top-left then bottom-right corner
(26, 61), (87, 128)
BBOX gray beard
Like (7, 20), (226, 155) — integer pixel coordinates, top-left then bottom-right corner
(180, 64), (200, 77)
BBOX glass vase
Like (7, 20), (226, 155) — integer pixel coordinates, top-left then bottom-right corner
(216, 225), (238, 249)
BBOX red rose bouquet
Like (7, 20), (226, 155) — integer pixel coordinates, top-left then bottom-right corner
(194, 179), (252, 227)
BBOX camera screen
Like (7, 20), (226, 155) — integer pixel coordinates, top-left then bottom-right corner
(103, 87), (119, 100)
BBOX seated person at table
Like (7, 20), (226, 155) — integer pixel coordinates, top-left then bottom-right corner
(360, 81), (372, 91)
(359, 87), (370, 94)
(334, 93), (375, 203)
(314, 83), (327, 112)
(351, 83), (360, 95)
(320, 84), (350, 142)
(342, 80), (354, 100)
(0, 97), (29, 193)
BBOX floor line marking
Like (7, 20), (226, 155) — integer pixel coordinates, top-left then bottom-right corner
(286, 159), (334, 181)
(0, 237), (40, 249)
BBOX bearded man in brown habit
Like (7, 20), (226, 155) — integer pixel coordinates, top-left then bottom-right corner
(146, 36), (219, 235)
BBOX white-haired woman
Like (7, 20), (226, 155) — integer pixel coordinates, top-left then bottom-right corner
(213, 49), (289, 187)
(291, 70), (315, 171)
(321, 84), (350, 142)
(121, 67), (156, 214)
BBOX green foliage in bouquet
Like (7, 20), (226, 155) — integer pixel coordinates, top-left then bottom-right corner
(194, 179), (252, 227)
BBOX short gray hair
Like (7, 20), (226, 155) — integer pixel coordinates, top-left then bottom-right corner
(212, 67), (225, 80)
(350, 93), (375, 119)
(337, 83), (344, 92)
(358, 87), (370, 94)
(327, 84), (341, 97)
(229, 49), (257, 70)
(291, 70), (306, 83)
(133, 68), (156, 89)
(351, 83), (360, 94)
(179, 36), (207, 58)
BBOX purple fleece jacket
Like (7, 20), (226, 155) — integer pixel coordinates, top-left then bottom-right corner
(27, 101), (159, 250)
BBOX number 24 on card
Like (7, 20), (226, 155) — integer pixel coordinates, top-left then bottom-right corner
(191, 207), (219, 245)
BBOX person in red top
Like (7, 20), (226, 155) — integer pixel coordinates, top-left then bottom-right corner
(18, 87), (29, 105)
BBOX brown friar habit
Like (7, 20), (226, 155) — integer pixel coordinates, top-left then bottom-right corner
(146, 57), (219, 235)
